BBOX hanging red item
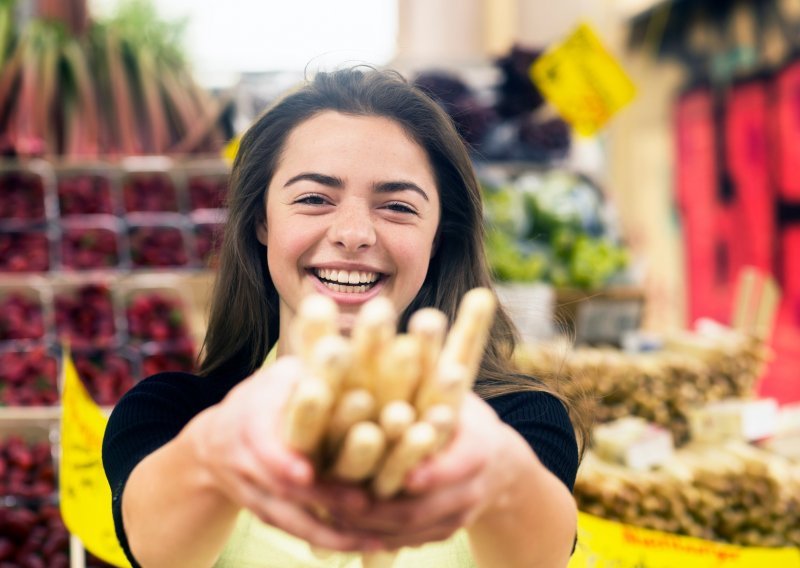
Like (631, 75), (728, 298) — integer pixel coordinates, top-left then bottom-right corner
(772, 60), (800, 201)
(675, 87), (720, 325)
(726, 79), (774, 273)
(758, 226), (800, 403)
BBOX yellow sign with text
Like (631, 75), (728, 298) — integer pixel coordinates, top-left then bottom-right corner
(531, 23), (636, 137)
(59, 349), (131, 567)
(569, 512), (800, 567)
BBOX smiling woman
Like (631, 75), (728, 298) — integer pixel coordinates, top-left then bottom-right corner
(102, 68), (581, 568)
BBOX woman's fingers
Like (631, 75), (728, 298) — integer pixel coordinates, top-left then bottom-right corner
(333, 477), (483, 536)
(242, 485), (383, 552)
(406, 395), (498, 493)
(373, 512), (465, 550)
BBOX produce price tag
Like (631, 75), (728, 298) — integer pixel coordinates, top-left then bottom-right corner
(530, 22), (636, 137)
(59, 348), (131, 567)
(569, 513), (800, 568)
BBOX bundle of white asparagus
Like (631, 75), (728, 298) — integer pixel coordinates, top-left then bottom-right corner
(279, 289), (496, 566)
(282, 288), (496, 496)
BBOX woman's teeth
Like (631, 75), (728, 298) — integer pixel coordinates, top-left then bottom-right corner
(314, 268), (380, 293)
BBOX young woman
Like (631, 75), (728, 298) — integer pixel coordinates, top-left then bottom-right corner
(103, 68), (580, 568)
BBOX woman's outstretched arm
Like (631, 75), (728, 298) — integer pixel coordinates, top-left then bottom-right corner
(112, 357), (379, 567)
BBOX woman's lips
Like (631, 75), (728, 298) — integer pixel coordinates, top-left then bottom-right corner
(308, 269), (387, 305)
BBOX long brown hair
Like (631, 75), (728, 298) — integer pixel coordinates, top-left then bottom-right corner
(199, 67), (585, 451)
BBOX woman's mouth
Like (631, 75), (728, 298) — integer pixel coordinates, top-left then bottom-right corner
(311, 268), (383, 294)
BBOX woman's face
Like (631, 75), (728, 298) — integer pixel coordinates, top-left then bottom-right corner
(258, 111), (441, 339)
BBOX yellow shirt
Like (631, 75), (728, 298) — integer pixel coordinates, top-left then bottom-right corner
(214, 344), (475, 568)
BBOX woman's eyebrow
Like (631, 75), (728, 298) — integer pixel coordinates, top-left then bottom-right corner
(284, 173), (429, 202)
(374, 181), (429, 202)
(284, 172), (344, 188)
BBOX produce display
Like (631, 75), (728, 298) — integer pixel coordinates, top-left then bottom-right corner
(60, 226), (120, 270)
(515, 330), (767, 446)
(483, 170), (629, 289)
(0, 159), (229, 274)
(0, 348), (58, 407)
(122, 173), (179, 213)
(0, 436), (54, 500)
(413, 72), (496, 148)
(72, 350), (136, 407)
(187, 174), (228, 210)
(0, 503), (70, 568)
(0, 0), (227, 159)
(54, 284), (117, 348)
(57, 175), (114, 216)
(0, 172), (45, 221)
(413, 45), (572, 161)
(126, 291), (189, 343)
(0, 293), (44, 341)
(575, 445), (800, 548)
(0, 434), (115, 567)
(0, 232), (49, 273)
(128, 225), (189, 268)
(0, 278), (195, 408)
(514, 326), (800, 549)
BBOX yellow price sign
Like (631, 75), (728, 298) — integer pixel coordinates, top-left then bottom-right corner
(222, 134), (241, 163)
(59, 349), (131, 567)
(531, 23), (636, 137)
(569, 513), (800, 567)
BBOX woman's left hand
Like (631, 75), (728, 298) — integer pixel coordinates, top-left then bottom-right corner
(328, 392), (530, 549)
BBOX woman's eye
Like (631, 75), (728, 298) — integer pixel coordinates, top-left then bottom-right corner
(384, 202), (417, 215)
(295, 194), (329, 206)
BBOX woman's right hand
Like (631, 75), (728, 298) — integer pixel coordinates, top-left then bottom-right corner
(186, 355), (382, 552)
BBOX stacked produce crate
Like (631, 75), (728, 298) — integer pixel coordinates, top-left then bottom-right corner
(0, 158), (229, 566)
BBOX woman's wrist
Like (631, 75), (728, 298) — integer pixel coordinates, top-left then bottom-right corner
(472, 423), (537, 525)
(467, 425), (576, 568)
(181, 406), (239, 507)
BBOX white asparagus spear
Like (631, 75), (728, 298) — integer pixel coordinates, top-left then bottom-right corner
(290, 294), (339, 360)
(408, 307), (448, 381)
(349, 297), (396, 390)
(415, 361), (470, 414)
(326, 388), (376, 449)
(284, 377), (334, 455)
(422, 403), (457, 450)
(309, 334), (353, 394)
(372, 421), (437, 499)
(408, 308), (448, 415)
(332, 421), (387, 481)
(375, 334), (422, 408)
(379, 400), (416, 442)
(438, 287), (496, 377)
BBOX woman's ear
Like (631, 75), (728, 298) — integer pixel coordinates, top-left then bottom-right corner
(256, 222), (269, 246)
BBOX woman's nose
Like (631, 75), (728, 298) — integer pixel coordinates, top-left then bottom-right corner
(327, 199), (377, 251)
